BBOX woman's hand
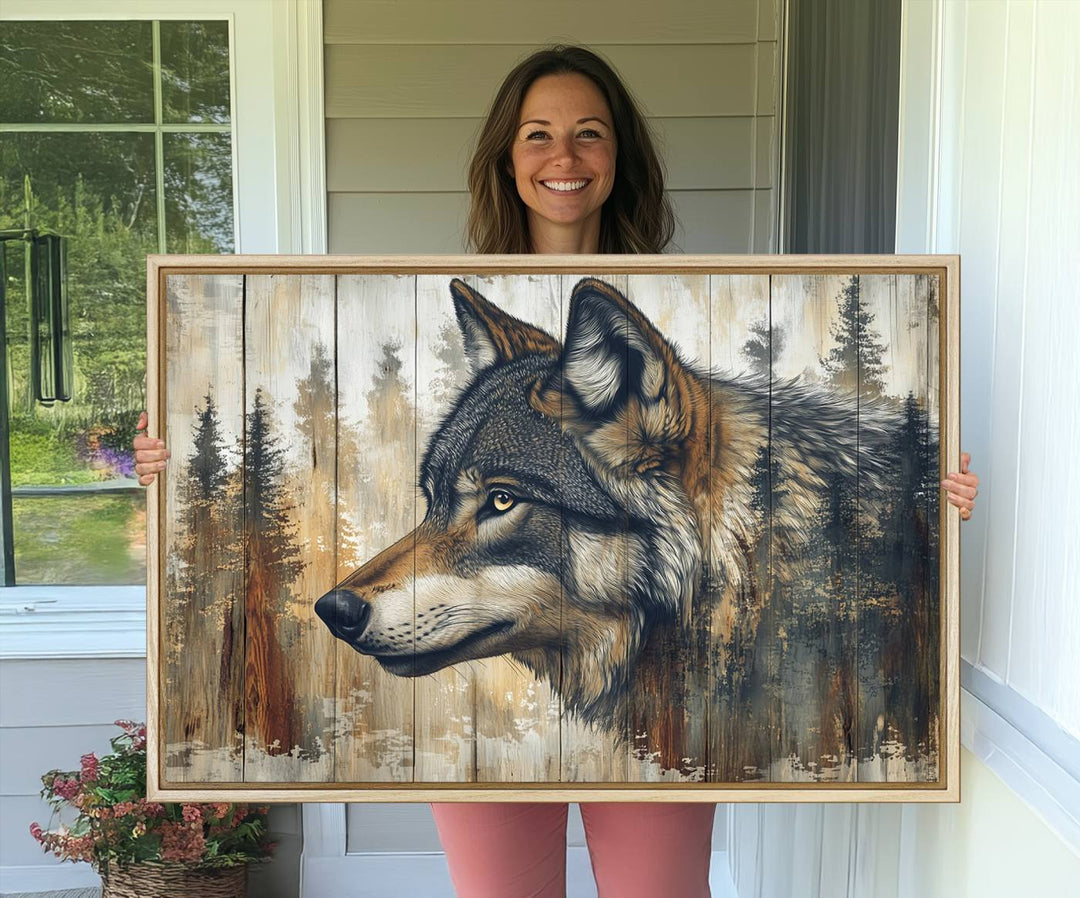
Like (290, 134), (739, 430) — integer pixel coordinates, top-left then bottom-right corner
(133, 411), (170, 486)
(941, 451), (979, 522)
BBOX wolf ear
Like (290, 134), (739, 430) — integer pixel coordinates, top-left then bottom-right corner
(561, 277), (683, 420)
(449, 278), (561, 371)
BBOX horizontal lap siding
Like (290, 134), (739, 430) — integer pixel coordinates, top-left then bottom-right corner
(324, 0), (763, 45)
(0, 658), (146, 867)
(325, 0), (781, 254)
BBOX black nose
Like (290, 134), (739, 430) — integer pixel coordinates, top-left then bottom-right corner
(315, 590), (371, 642)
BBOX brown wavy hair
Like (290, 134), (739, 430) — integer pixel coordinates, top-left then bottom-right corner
(466, 45), (676, 254)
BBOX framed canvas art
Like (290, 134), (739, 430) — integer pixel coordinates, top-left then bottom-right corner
(146, 254), (960, 802)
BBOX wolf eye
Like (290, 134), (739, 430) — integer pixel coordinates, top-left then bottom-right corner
(489, 490), (516, 513)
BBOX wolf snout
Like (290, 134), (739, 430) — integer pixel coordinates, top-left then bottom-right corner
(315, 589), (371, 641)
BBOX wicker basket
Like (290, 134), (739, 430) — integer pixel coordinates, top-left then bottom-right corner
(100, 862), (247, 898)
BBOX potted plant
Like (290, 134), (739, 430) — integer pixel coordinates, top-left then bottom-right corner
(30, 720), (274, 897)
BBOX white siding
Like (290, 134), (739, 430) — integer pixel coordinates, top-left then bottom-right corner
(324, 0), (782, 253)
(897, 0), (1080, 738)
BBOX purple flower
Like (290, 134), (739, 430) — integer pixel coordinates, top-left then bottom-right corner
(94, 446), (137, 479)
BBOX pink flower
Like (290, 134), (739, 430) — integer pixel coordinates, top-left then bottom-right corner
(29, 822), (43, 842)
(182, 805), (202, 824)
(52, 777), (80, 801)
(80, 753), (100, 782)
(136, 799), (165, 817)
(160, 821), (206, 863)
(112, 801), (136, 817)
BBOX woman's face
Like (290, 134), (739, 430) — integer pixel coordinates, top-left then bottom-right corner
(509, 73), (617, 246)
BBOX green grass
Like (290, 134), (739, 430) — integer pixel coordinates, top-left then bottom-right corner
(8, 429), (100, 486)
(12, 492), (145, 584)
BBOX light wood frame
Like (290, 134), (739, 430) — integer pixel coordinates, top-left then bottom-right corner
(146, 253), (960, 803)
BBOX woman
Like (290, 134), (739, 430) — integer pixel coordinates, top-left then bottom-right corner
(134, 45), (979, 898)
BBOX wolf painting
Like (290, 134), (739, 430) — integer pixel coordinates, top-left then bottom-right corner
(160, 266), (944, 789)
(314, 275), (940, 782)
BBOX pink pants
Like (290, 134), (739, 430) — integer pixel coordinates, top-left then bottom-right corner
(430, 802), (716, 898)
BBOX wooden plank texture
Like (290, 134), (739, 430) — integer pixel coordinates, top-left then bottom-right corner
(149, 256), (957, 801)
(769, 274), (859, 783)
(557, 272), (631, 784)
(242, 275), (337, 782)
(413, 274), (476, 781)
(709, 274), (771, 782)
(464, 274), (564, 782)
(623, 274), (712, 782)
(163, 273), (244, 782)
(333, 274), (417, 782)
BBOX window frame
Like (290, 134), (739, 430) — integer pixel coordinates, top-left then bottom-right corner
(0, 0), (326, 657)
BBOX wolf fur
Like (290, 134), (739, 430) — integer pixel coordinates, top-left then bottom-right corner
(316, 276), (929, 749)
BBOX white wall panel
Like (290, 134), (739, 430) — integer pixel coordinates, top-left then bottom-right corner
(979, 0), (1037, 686)
(1004, 1), (1080, 730)
(897, 0), (1080, 739)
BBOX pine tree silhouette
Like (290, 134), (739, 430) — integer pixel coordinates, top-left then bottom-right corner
(359, 340), (415, 541)
(168, 389), (244, 758)
(187, 390), (230, 498)
(244, 387), (305, 755)
(820, 276), (889, 397)
(293, 341), (359, 575)
(869, 391), (938, 762)
(430, 319), (471, 409)
(795, 466), (860, 771)
(741, 318), (785, 378)
(366, 341), (413, 443)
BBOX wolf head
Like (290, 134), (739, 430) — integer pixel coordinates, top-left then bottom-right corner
(316, 277), (710, 725)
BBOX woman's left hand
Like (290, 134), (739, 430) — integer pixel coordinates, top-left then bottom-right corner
(941, 451), (979, 522)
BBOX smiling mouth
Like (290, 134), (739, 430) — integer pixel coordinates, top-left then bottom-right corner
(541, 178), (591, 193)
(368, 619), (516, 677)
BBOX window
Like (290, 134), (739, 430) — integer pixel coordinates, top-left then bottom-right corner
(0, 19), (235, 585)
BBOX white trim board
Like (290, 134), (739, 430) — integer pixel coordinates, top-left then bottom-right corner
(0, 587), (145, 659)
(961, 684), (1080, 855)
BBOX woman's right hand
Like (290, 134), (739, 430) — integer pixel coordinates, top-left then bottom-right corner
(133, 411), (171, 486)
